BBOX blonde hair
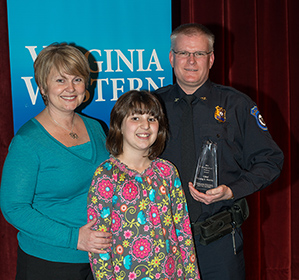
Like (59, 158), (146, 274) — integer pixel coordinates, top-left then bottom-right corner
(170, 23), (215, 51)
(34, 43), (90, 105)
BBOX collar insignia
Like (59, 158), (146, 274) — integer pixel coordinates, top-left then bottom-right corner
(174, 98), (180, 102)
(214, 106), (226, 123)
(200, 96), (207, 100)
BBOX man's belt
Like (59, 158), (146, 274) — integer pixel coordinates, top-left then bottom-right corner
(191, 198), (249, 245)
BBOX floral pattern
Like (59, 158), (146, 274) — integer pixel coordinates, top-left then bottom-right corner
(88, 156), (200, 280)
(131, 236), (153, 261)
(121, 181), (139, 202)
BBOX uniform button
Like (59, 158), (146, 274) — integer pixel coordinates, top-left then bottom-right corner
(217, 134), (221, 138)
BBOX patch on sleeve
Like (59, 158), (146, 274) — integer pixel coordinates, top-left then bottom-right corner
(250, 106), (268, 131)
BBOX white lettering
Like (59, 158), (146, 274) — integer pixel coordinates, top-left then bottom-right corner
(85, 49), (103, 73)
(25, 46), (48, 62)
(111, 78), (125, 100)
(92, 77), (165, 102)
(25, 46), (38, 62)
(21, 77), (39, 105)
(104, 50), (113, 72)
(145, 77), (165, 90)
(115, 50), (134, 72)
(128, 78), (143, 90)
(91, 78), (108, 101)
(23, 46), (168, 106)
(146, 49), (163, 71)
(83, 48), (164, 73)
(136, 49), (145, 71)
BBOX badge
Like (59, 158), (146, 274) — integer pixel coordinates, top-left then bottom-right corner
(250, 106), (268, 131)
(214, 106), (226, 123)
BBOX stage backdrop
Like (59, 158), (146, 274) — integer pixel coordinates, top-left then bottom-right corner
(7, 0), (172, 133)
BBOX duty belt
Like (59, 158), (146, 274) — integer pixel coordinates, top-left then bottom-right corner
(191, 198), (249, 246)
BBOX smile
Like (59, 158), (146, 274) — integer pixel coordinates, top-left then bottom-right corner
(61, 96), (76, 100)
(137, 133), (150, 138)
(185, 68), (198, 72)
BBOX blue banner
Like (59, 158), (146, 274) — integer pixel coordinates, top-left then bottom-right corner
(7, 1), (172, 132)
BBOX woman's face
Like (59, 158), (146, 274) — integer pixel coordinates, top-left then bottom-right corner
(41, 67), (86, 113)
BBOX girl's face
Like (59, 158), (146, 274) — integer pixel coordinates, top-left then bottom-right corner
(121, 112), (159, 157)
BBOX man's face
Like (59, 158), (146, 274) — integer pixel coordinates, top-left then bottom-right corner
(169, 33), (215, 94)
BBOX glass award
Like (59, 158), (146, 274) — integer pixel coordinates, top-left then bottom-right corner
(193, 140), (218, 193)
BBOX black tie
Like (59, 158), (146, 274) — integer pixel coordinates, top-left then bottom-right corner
(181, 95), (196, 178)
(181, 94), (202, 222)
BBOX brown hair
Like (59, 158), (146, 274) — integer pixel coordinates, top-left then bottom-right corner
(106, 90), (168, 160)
(34, 43), (90, 105)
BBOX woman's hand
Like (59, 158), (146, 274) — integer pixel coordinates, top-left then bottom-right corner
(77, 218), (112, 254)
(188, 182), (234, 205)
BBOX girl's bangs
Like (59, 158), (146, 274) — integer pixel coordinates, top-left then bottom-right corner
(129, 99), (160, 117)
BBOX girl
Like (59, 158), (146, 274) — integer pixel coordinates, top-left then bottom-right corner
(87, 90), (200, 279)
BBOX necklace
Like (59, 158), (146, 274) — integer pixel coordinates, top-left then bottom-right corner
(47, 109), (79, 139)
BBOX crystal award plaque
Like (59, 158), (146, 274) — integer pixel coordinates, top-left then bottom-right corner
(193, 140), (218, 193)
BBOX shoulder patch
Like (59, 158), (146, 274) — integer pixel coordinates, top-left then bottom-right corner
(250, 106), (268, 131)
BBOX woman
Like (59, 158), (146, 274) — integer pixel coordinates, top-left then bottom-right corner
(0, 43), (112, 280)
(88, 90), (200, 279)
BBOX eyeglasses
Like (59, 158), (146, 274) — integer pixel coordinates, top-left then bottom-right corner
(172, 49), (213, 58)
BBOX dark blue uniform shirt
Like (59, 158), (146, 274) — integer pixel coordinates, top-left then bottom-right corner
(155, 79), (284, 223)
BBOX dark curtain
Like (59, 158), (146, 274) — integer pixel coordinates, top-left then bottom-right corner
(1, 1), (298, 279)
(0, 0), (18, 279)
(172, 0), (299, 279)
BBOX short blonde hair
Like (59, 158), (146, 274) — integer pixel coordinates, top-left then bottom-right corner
(34, 43), (90, 105)
(171, 23), (215, 52)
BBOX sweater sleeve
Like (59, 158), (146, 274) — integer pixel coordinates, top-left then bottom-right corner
(0, 134), (79, 250)
(88, 163), (115, 280)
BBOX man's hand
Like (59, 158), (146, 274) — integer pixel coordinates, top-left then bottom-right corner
(77, 218), (112, 254)
(188, 182), (234, 204)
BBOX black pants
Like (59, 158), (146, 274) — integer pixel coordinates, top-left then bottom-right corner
(16, 247), (94, 280)
(195, 227), (246, 280)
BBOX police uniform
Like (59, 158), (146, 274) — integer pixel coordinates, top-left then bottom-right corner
(155, 79), (284, 280)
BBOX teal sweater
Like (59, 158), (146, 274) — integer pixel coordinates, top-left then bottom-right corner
(0, 115), (109, 263)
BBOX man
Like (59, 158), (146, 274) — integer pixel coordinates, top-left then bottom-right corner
(155, 23), (284, 280)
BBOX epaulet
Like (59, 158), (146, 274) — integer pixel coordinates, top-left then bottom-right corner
(154, 85), (173, 95)
(213, 82), (245, 95)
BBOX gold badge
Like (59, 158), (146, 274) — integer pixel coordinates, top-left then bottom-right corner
(214, 106), (226, 123)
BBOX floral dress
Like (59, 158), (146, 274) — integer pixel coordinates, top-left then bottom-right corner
(88, 156), (200, 280)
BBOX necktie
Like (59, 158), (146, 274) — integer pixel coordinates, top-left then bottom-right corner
(181, 95), (202, 222)
(181, 95), (196, 179)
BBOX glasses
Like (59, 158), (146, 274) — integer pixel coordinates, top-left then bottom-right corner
(172, 49), (213, 58)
